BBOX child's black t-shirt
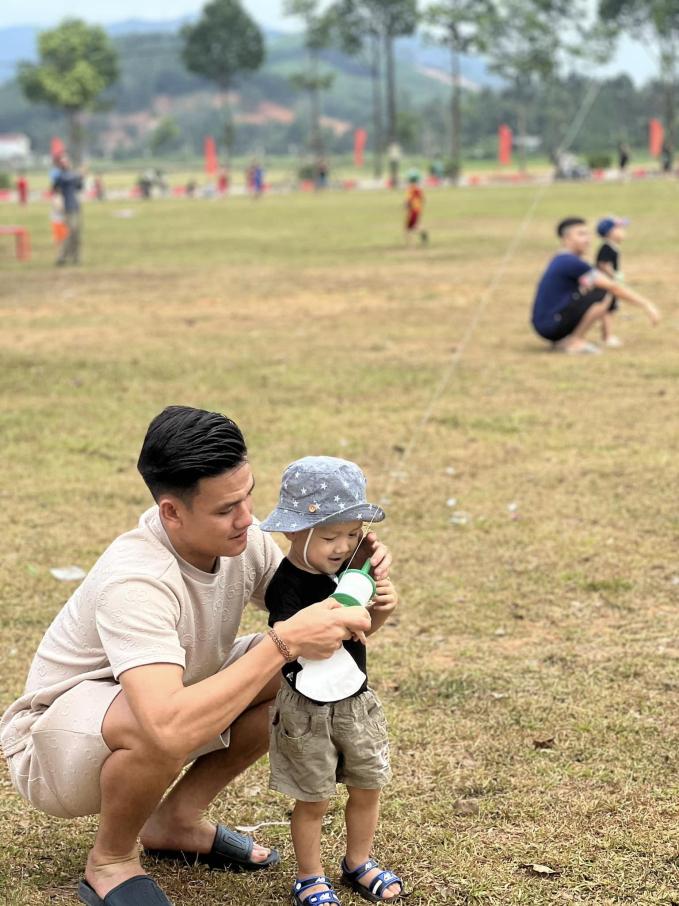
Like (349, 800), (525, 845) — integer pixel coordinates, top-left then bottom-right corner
(265, 557), (368, 702)
(596, 241), (619, 272)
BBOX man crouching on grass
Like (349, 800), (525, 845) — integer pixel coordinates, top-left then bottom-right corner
(531, 217), (660, 354)
(0, 406), (384, 906)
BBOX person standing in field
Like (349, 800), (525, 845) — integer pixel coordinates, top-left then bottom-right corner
(595, 216), (628, 349)
(531, 217), (659, 354)
(404, 172), (428, 247)
(52, 152), (84, 266)
(16, 173), (29, 205)
(617, 141), (630, 177)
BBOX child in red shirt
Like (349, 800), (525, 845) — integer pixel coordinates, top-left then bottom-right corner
(404, 172), (428, 246)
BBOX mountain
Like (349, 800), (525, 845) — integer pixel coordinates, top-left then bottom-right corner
(0, 19), (500, 158)
(0, 19), (494, 90)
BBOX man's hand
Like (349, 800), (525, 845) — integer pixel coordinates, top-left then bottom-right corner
(277, 599), (371, 660)
(355, 531), (391, 580)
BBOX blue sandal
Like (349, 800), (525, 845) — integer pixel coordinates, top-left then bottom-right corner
(340, 858), (409, 902)
(291, 875), (342, 906)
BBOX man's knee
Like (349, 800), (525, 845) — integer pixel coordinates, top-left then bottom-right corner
(102, 692), (191, 767)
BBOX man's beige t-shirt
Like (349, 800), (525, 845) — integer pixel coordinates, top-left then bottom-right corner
(0, 507), (282, 759)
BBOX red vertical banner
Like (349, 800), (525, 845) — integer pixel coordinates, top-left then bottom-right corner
(204, 135), (218, 174)
(649, 119), (664, 156)
(51, 136), (65, 158)
(354, 128), (367, 168)
(498, 124), (513, 166)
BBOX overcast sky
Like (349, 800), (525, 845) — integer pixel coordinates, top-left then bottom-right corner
(0, 0), (657, 82)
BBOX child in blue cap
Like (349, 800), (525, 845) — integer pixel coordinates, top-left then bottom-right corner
(260, 456), (407, 905)
(596, 216), (629, 348)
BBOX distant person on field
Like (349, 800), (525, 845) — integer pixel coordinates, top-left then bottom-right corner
(531, 217), (659, 354)
(50, 192), (68, 247)
(660, 142), (673, 174)
(52, 153), (84, 266)
(595, 216), (629, 348)
(404, 172), (428, 247)
(16, 173), (29, 205)
(617, 141), (630, 176)
(252, 163), (264, 198)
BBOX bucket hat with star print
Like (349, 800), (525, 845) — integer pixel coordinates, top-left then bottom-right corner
(260, 455), (385, 533)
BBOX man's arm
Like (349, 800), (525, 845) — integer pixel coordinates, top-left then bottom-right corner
(591, 272), (660, 325)
(117, 600), (370, 759)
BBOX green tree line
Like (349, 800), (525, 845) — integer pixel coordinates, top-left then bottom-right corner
(3, 0), (676, 174)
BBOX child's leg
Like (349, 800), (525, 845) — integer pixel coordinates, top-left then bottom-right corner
(345, 787), (400, 899)
(291, 799), (331, 899)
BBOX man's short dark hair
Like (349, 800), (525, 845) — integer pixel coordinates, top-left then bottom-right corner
(557, 217), (586, 237)
(137, 406), (247, 502)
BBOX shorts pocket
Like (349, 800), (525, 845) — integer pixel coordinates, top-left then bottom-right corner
(276, 710), (313, 753)
(363, 692), (388, 733)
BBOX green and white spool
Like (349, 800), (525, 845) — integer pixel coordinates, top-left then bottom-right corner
(332, 560), (376, 607)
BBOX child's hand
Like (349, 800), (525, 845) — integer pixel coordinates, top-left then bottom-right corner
(645, 301), (660, 326)
(370, 577), (398, 617)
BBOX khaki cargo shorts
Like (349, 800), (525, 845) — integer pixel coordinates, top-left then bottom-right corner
(6, 634), (261, 818)
(269, 683), (391, 802)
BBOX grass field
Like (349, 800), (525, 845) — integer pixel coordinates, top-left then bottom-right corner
(1, 180), (678, 905)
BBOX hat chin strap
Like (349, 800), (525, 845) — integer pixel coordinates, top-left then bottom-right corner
(303, 527), (316, 571)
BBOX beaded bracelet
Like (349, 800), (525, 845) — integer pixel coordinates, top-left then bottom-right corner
(268, 628), (295, 662)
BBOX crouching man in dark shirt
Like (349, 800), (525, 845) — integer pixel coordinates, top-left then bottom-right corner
(531, 217), (659, 354)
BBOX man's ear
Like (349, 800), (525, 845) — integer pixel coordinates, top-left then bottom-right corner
(158, 496), (183, 528)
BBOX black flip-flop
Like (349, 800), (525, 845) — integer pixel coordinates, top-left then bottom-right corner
(78, 876), (173, 905)
(143, 824), (280, 872)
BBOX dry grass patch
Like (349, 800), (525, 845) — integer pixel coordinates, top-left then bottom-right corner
(1, 182), (678, 904)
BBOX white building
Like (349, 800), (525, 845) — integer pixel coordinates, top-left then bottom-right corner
(0, 133), (31, 164)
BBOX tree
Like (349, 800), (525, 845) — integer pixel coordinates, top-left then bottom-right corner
(599, 0), (679, 159)
(482, 0), (592, 170)
(17, 18), (118, 164)
(149, 116), (181, 156)
(327, 0), (386, 177)
(181, 0), (265, 164)
(373, 0), (418, 185)
(285, 0), (335, 175)
(423, 0), (494, 179)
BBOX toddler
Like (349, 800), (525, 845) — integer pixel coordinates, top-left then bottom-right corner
(261, 456), (407, 905)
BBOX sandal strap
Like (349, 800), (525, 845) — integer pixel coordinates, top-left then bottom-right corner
(341, 858), (404, 898)
(368, 869), (403, 897)
(293, 876), (341, 906)
(213, 825), (254, 861)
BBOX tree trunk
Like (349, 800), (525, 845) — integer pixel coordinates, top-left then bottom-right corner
(661, 35), (676, 156)
(370, 32), (384, 179)
(221, 87), (235, 169)
(310, 50), (324, 178)
(517, 101), (527, 172)
(384, 32), (399, 187)
(450, 37), (461, 180)
(67, 109), (84, 165)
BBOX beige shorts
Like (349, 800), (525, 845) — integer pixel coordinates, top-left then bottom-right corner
(6, 633), (261, 819)
(269, 683), (391, 802)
